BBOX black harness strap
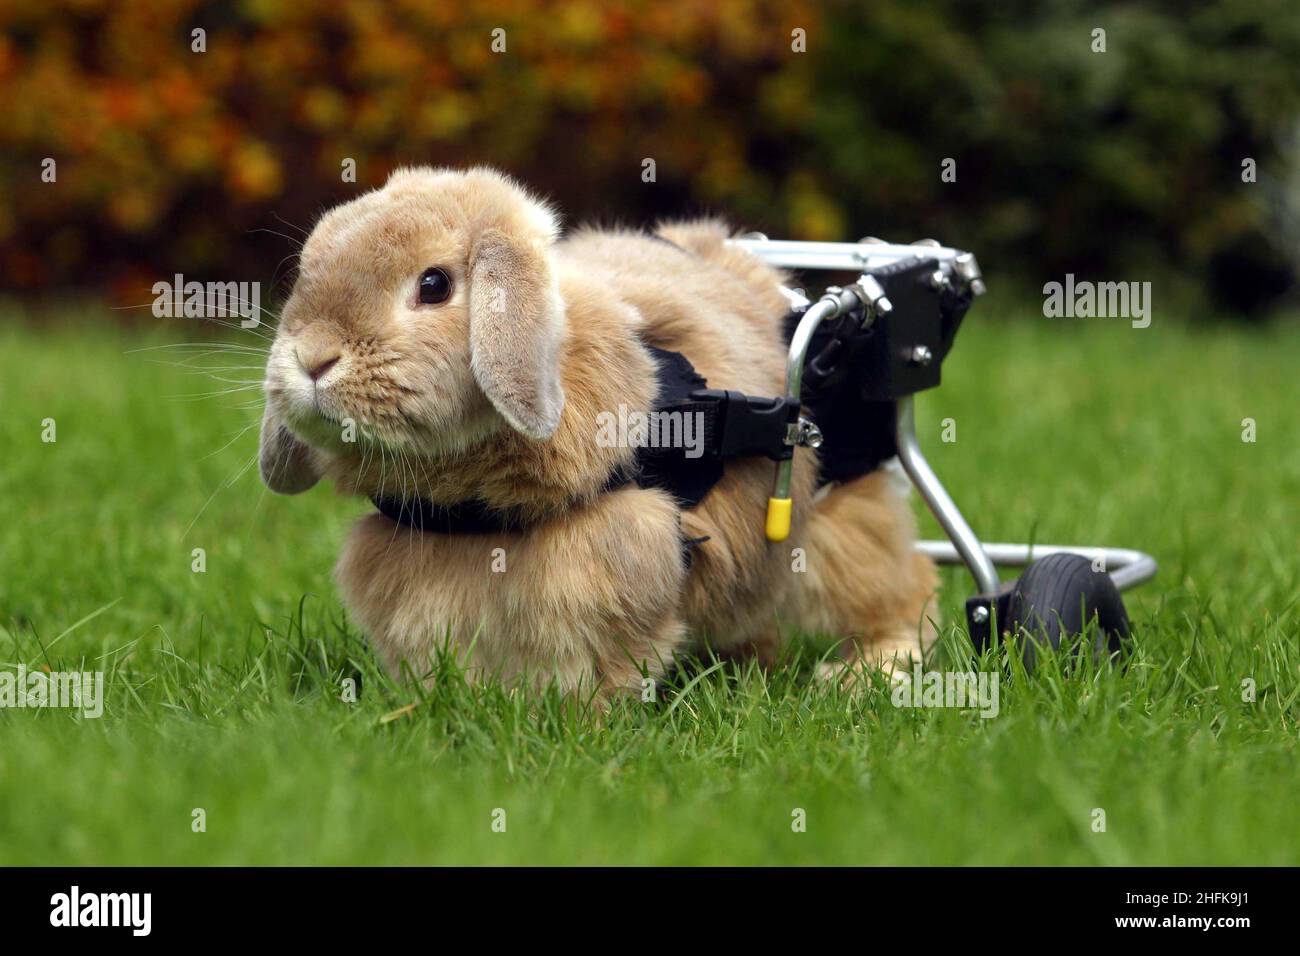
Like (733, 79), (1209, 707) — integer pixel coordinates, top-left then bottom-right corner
(372, 496), (530, 534)
(372, 345), (796, 535)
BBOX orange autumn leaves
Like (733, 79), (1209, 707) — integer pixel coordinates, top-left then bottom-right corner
(0, 0), (822, 298)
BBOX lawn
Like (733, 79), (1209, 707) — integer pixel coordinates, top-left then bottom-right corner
(1, 302), (1297, 866)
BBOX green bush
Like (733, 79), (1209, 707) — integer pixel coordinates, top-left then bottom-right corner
(1, 0), (1296, 315)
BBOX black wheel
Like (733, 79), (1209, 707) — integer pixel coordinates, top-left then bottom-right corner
(1003, 553), (1130, 668)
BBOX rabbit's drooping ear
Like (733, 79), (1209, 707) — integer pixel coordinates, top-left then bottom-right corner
(468, 226), (566, 440)
(258, 404), (322, 494)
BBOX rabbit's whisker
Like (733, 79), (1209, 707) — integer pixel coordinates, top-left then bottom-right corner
(128, 342), (268, 356)
(200, 419), (262, 462)
(271, 212), (311, 239)
(183, 451), (259, 539)
(248, 227), (305, 249)
(168, 383), (265, 402)
(113, 303), (279, 343)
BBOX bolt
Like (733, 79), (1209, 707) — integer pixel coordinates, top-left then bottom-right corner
(909, 345), (933, 366)
(971, 605), (989, 624)
(794, 418), (824, 449)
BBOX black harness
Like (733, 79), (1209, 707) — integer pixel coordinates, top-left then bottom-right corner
(371, 345), (803, 533)
(373, 252), (972, 536)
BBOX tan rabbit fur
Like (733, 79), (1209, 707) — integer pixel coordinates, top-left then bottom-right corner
(260, 166), (938, 698)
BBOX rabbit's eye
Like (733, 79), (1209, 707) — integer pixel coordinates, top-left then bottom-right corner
(417, 267), (452, 305)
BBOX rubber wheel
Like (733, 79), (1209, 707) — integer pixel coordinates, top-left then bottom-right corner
(1003, 553), (1130, 668)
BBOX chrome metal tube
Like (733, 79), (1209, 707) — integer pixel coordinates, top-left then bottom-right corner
(727, 237), (964, 272)
(771, 288), (861, 500)
(894, 395), (1002, 596)
(915, 540), (1158, 593)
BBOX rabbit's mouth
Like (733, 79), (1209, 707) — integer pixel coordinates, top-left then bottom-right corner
(278, 386), (492, 473)
(265, 333), (505, 467)
(289, 397), (406, 454)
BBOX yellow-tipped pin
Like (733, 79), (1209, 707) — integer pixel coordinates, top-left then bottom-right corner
(765, 497), (792, 542)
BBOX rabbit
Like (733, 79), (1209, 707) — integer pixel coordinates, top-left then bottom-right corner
(259, 166), (938, 699)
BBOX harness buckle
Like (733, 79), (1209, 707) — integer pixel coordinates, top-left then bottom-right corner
(688, 388), (800, 461)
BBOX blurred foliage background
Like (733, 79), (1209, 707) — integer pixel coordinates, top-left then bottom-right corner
(2, 0), (1298, 316)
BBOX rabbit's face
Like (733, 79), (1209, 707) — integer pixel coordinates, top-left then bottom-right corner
(259, 167), (566, 495)
(266, 194), (486, 458)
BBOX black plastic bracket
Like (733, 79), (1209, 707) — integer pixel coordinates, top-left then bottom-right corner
(689, 388), (799, 461)
(965, 586), (1014, 651)
(798, 257), (974, 403)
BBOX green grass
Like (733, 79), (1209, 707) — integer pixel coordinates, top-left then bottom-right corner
(1, 304), (1298, 865)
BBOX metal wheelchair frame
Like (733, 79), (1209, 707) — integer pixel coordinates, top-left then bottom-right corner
(726, 236), (1157, 623)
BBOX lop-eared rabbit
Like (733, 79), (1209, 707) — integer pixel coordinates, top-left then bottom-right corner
(260, 167), (936, 700)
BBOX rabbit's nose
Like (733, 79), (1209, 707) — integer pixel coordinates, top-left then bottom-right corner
(302, 351), (341, 382)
